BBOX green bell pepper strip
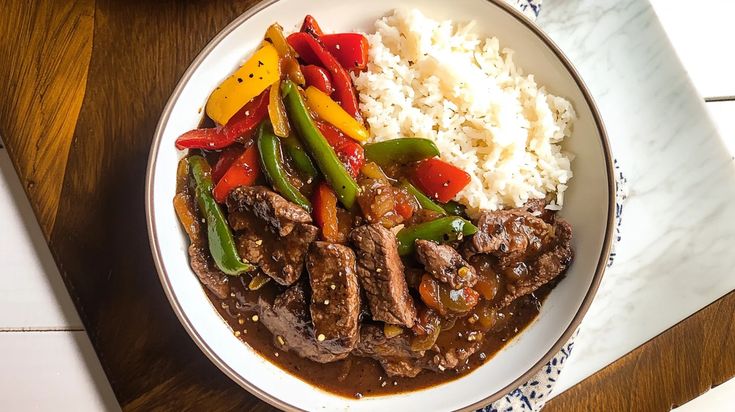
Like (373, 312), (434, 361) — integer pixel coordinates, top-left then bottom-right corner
(400, 180), (446, 215)
(189, 155), (255, 275)
(396, 216), (478, 256)
(364, 138), (440, 166)
(282, 79), (359, 208)
(440, 200), (467, 217)
(282, 133), (319, 182)
(257, 121), (312, 212)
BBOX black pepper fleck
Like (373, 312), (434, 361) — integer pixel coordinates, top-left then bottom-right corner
(237, 78), (243, 83)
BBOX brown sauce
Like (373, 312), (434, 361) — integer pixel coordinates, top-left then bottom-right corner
(204, 275), (552, 398)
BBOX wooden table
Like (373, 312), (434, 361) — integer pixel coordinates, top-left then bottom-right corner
(1, 1), (733, 410)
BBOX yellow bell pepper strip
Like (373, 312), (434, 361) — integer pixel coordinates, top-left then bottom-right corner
(282, 80), (359, 209)
(264, 23), (305, 86)
(304, 86), (369, 142)
(189, 155), (255, 275)
(267, 81), (290, 137)
(206, 43), (280, 125)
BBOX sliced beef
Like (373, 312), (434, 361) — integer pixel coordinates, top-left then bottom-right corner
(464, 209), (551, 267)
(354, 324), (423, 377)
(227, 185), (313, 236)
(227, 187), (318, 286)
(306, 242), (361, 356)
(350, 224), (416, 327)
(523, 198), (556, 223)
(176, 188), (231, 300)
(492, 220), (574, 309)
(188, 244), (230, 300)
(259, 284), (347, 363)
(416, 240), (477, 289)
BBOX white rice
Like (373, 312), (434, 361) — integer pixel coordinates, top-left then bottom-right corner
(353, 9), (575, 217)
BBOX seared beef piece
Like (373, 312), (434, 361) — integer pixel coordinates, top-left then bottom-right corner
(227, 187), (318, 286)
(416, 240), (477, 289)
(420, 341), (482, 372)
(259, 284), (348, 363)
(354, 324), (424, 377)
(306, 242), (361, 355)
(188, 244), (230, 300)
(463, 209), (551, 266)
(492, 220), (574, 309)
(523, 199), (556, 223)
(179, 189), (230, 299)
(227, 186), (312, 236)
(350, 224), (416, 327)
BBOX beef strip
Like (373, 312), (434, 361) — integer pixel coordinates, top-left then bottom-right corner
(523, 198), (556, 223)
(227, 186), (313, 237)
(492, 220), (573, 308)
(416, 240), (477, 289)
(349, 224), (416, 327)
(306, 242), (361, 356)
(354, 324), (424, 377)
(463, 209), (552, 267)
(188, 244), (230, 300)
(227, 187), (318, 286)
(258, 284), (348, 363)
(178, 188), (230, 299)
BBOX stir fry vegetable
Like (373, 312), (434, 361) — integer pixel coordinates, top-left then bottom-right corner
(175, 91), (269, 150)
(206, 43), (280, 125)
(412, 158), (472, 203)
(282, 79), (359, 208)
(264, 23), (305, 86)
(212, 144), (260, 203)
(305, 86), (369, 142)
(267, 81), (291, 137)
(396, 216), (477, 256)
(440, 200), (467, 217)
(257, 121), (312, 211)
(320, 33), (370, 73)
(211, 145), (242, 183)
(287, 32), (362, 122)
(363, 138), (439, 166)
(312, 182), (341, 242)
(419, 274), (480, 315)
(282, 134), (319, 181)
(301, 65), (333, 94)
(173, 157), (199, 240)
(300, 15), (324, 37)
(316, 121), (365, 178)
(400, 180), (447, 215)
(189, 155), (255, 275)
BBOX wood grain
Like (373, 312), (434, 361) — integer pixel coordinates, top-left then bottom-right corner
(0, 1), (734, 411)
(0, 0), (94, 235)
(546, 289), (735, 412)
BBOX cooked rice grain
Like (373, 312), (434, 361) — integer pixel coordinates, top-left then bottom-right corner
(353, 9), (574, 216)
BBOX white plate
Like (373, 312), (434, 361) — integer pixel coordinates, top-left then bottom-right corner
(145, 0), (615, 410)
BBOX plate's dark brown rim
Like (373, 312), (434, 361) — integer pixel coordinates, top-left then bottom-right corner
(145, 0), (616, 410)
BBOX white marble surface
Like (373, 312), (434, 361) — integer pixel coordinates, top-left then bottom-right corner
(1, 0), (734, 410)
(538, 0), (735, 397)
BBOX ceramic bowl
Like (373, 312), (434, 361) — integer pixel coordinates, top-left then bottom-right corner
(146, 0), (615, 410)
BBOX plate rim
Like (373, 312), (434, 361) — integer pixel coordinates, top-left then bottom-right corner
(145, 0), (616, 410)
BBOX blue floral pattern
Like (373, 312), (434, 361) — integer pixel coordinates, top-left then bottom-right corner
(478, 2), (629, 410)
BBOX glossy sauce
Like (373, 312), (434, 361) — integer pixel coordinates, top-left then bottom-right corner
(205, 275), (552, 398)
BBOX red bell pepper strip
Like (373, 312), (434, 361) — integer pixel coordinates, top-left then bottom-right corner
(320, 33), (369, 73)
(412, 158), (471, 203)
(300, 15), (324, 37)
(211, 145), (243, 183)
(175, 91), (269, 150)
(212, 143), (260, 203)
(312, 182), (341, 242)
(287, 32), (362, 123)
(316, 121), (364, 178)
(301, 64), (333, 95)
